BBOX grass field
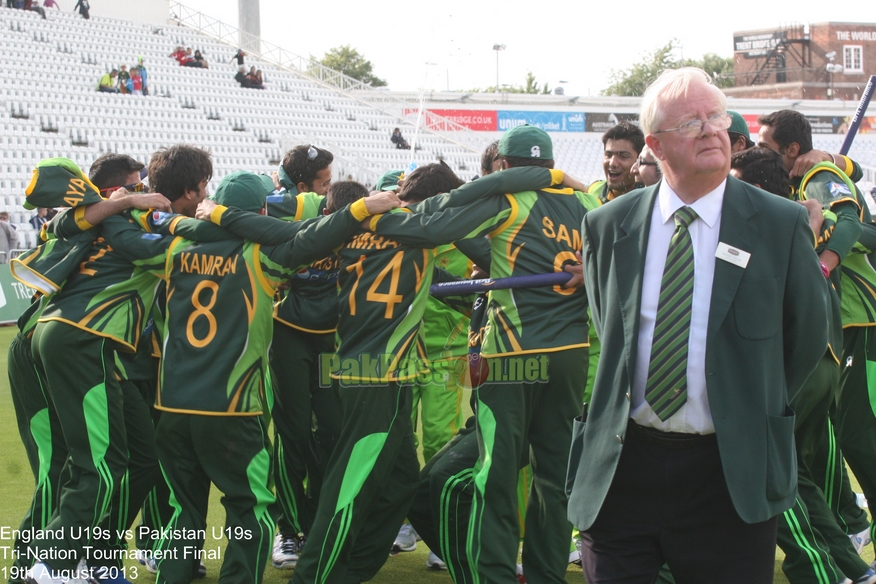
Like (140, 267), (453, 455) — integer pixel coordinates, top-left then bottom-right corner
(0, 323), (870, 583)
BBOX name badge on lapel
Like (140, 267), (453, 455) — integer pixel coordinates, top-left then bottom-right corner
(715, 242), (750, 268)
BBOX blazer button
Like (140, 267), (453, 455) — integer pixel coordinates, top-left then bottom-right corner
(625, 392), (631, 401)
(616, 435), (623, 444)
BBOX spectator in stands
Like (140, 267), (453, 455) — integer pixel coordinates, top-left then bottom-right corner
(246, 66), (258, 84)
(192, 50), (209, 68)
(235, 66), (251, 88)
(43, 0), (59, 8)
(44, 208), (58, 221)
(137, 56), (149, 95)
(0, 212), (16, 263)
(98, 69), (120, 93)
(230, 48), (246, 66)
(179, 48), (195, 67)
(391, 127), (410, 150)
(29, 208), (47, 230)
(130, 67), (143, 95)
(117, 65), (130, 94)
(73, 0), (89, 19)
(169, 46), (186, 63)
(251, 69), (265, 89)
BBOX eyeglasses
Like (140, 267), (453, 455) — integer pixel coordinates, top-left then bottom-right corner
(99, 181), (146, 194)
(637, 158), (659, 167)
(654, 113), (733, 139)
(307, 145), (320, 160)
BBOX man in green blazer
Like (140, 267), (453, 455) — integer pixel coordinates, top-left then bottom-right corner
(568, 68), (830, 583)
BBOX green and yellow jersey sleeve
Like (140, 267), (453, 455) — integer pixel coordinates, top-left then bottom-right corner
(267, 191), (326, 221)
(38, 213), (173, 352)
(798, 163), (876, 327)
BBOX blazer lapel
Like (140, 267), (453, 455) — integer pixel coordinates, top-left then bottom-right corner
(708, 177), (757, 339)
(613, 186), (659, 382)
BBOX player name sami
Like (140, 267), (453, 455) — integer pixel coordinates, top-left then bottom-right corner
(179, 252), (238, 276)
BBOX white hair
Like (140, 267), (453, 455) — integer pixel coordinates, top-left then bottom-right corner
(639, 67), (727, 134)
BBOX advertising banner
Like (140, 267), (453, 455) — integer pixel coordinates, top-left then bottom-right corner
(497, 111), (586, 132)
(585, 113), (640, 133)
(403, 109), (497, 131)
(0, 263), (36, 324)
(734, 31), (784, 58)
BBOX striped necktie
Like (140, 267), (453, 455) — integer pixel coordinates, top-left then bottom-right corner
(645, 206), (698, 421)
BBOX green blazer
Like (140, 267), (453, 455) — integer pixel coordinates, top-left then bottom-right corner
(568, 176), (829, 529)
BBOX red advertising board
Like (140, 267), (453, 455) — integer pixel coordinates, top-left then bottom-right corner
(404, 109), (498, 131)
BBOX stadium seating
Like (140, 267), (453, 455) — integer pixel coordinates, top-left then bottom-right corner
(1, 5), (875, 251)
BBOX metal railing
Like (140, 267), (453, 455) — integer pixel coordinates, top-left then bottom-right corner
(167, 1), (487, 154)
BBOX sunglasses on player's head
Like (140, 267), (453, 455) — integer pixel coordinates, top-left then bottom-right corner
(100, 181), (146, 195)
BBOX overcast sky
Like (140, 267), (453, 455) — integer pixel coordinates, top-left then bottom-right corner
(179, 0), (873, 97)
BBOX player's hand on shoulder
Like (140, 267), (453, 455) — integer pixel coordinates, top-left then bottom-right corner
(130, 193), (171, 212)
(562, 173), (588, 193)
(364, 191), (400, 215)
(196, 199), (218, 220)
(790, 150), (831, 179)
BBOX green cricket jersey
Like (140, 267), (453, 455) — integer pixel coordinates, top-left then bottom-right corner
(17, 296), (47, 338)
(370, 183), (599, 358)
(587, 180), (610, 205)
(797, 162), (876, 327)
(268, 192), (326, 222)
(157, 238), (297, 415)
(210, 168), (564, 383)
(423, 245), (472, 362)
(10, 209), (98, 297)
(158, 199), (372, 414)
(37, 212), (171, 352)
(23, 157), (104, 211)
(266, 192), (341, 334)
(10, 209), (100, 338)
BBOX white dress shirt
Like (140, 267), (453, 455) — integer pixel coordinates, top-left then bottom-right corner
(630, 179), (726, 434)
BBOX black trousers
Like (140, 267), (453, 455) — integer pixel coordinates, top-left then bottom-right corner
(580, 422), (778, 584)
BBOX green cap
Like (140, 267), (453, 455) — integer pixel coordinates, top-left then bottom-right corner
(212, 171), (273, 212)
(376, 170), (403, 192)
(498, 124), (553, 160)
(727, 111), (754, 149)
(24, 157), (104, 210)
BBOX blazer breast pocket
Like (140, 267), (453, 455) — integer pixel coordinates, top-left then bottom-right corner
(732, 277), (781, 340)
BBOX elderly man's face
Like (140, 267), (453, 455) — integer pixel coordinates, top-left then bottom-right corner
(651, 82), (730, 180)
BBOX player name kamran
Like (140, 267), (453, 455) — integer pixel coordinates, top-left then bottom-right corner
(179, 252), (238, 276)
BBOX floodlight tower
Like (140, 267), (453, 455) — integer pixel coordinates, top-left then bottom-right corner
(238, 0), (261, 54)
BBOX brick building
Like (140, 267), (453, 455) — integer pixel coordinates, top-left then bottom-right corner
(727, 22), (876, 101)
